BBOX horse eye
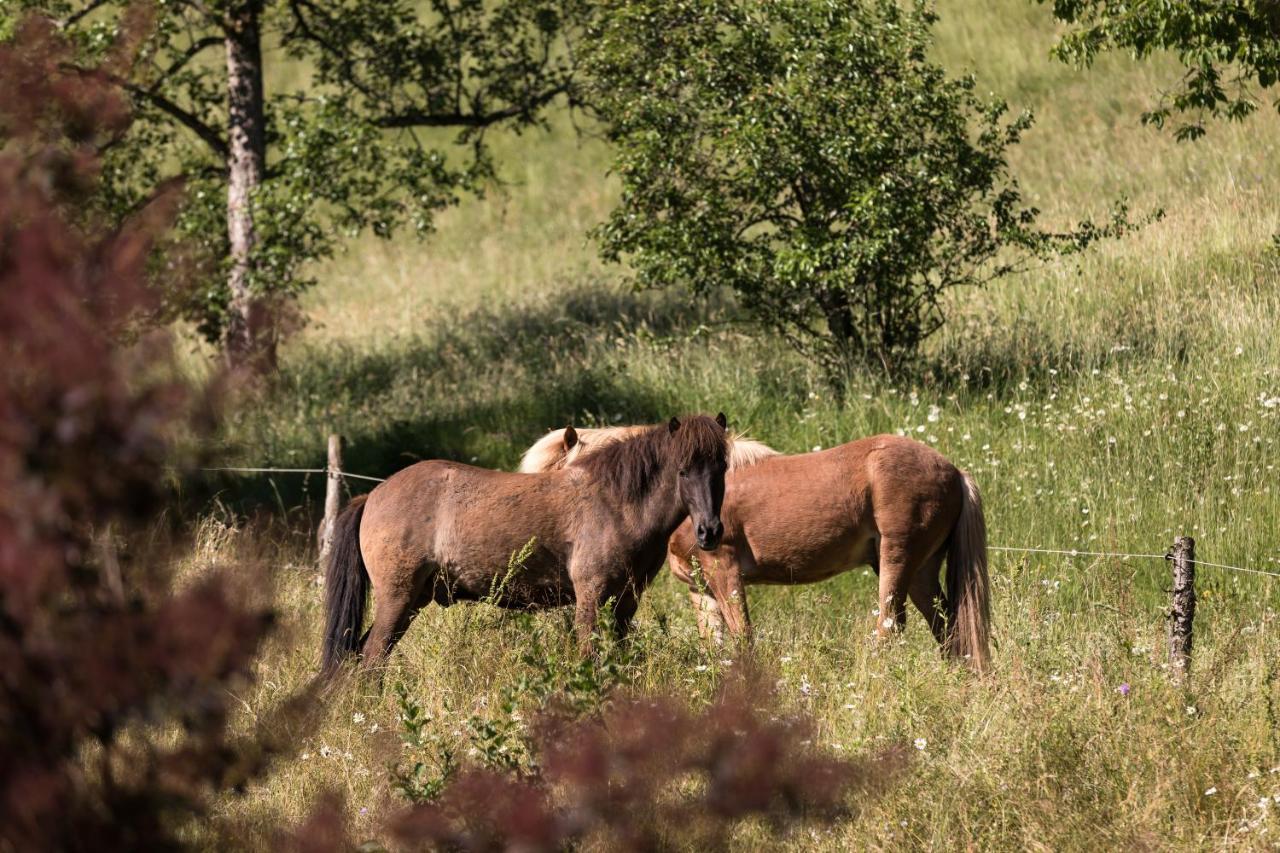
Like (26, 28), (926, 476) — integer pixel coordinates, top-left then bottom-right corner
(679, 469), (689, 477)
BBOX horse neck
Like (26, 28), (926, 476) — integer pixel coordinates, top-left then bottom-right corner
(579, 454), (686, 543)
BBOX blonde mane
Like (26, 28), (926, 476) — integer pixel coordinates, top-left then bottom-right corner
(519, 424), (779, 473)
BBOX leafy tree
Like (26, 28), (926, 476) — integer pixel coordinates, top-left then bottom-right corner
(1044, 0), (1280, 141)
(5, 0), (584, 371)
(587, 0), (1134, 379)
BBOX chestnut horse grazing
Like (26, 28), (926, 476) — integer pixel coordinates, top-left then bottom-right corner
(321, 414), (729, 674)
(669, 436), (990, 669)
(523, 430), (990, 670)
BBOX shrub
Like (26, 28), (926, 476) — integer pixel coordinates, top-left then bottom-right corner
(587, 0), (1137, 380)
(0, 14), (289, 848)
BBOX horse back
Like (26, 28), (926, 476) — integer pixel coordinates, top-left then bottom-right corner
(359, 460), (579, 603)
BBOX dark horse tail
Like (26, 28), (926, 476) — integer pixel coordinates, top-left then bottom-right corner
(946, 472), (991, 672)
(321, 494), (369, 675)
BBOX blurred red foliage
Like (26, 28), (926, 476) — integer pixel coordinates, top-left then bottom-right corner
(382, 677), (905, 852)
(0, 11), (281, 849)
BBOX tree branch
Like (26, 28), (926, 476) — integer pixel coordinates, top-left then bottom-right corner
(374, 83), (569, 129)
(161, 35), (222, 78)
(123, 80), (228, 159)
(60, 0), (111, 29)
(65, 64), (228, 160)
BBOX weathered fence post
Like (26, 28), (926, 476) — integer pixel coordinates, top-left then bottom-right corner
(317, 433), (344, 579)
(1168, 535), (1196, 682)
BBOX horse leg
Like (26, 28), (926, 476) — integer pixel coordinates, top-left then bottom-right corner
(359, 572), (427, 670)
(687, 589), (726, 644)
(672, 549), (728, 643)
(611, 587), (640, 642)
(570, 564), (607, 654)
(704, 551), (750, 642)
(873, 536), (915, 641)
(908, 550), (948, 649)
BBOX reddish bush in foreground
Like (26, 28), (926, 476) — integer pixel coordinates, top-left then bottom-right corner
(382, 677), (905, 852)
(0, 13), (281, 850)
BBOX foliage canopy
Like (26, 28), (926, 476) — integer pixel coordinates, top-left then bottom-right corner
(588, 0), (1135, 378)
(1045, 0), (1280, 141)
(4, 0), (583, 360)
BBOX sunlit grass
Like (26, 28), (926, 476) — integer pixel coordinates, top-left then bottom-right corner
(200, 0), (1280, 846)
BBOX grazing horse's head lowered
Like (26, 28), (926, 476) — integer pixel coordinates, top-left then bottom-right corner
(572, 412), (729, 550)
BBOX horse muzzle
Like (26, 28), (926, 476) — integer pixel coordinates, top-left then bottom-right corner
(696, 519), (723, 551)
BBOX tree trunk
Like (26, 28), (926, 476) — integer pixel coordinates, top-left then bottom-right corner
(223, 0), (274, 373)
(816, 289), (862, 380)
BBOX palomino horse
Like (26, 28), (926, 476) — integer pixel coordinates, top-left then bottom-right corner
(523, 428), (990, 669)
(519, 424), (779, 474)
(321, 414), (729, 673)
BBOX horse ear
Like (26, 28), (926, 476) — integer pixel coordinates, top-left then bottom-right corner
(563, 425), (578, 451)
(668, 417), (681, 434)
(715, 412), (728, 429)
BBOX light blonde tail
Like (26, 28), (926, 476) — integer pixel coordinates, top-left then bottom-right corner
(946, 471), (991, 671)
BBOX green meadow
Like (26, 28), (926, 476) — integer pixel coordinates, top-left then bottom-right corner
(197, 0), (1280, 847)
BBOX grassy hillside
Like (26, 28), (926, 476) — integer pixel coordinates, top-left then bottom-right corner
(201, 0), (1280, 847)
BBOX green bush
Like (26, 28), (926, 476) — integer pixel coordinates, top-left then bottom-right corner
(588, 0), (1135, 380)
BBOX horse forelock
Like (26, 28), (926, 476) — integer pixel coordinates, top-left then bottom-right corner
(670, 415), (729, 472)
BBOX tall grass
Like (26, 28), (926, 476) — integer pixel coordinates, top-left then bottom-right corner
(201, 0), (1280, 847)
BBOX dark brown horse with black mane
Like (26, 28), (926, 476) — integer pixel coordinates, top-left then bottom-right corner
(321, 414), (729, 673)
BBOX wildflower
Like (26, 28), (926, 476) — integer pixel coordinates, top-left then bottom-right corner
(1117, 682), (1130, 697)
(1186, 706), (1197, 716)
(360, 807), (369, 815)
(352, 712), (365, 724)
(1205, 787), (1218, 796)
(914, 738), (927, 751)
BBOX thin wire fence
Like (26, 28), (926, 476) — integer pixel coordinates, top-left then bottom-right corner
(988, 545), (1280, 580)
(199, 466), (386, 484)
(194, 465), (1280, 580)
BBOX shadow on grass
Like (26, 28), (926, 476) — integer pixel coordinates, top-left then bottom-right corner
(200, 282), (730, 515)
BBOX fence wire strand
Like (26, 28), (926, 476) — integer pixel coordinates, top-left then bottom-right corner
(199, 466), (386, 483)
(990, 545), (1280, 580)
(194, 466), (1280, 580)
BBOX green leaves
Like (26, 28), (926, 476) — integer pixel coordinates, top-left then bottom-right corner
(1045, 0), (1280, 140)
(588, 0), (1132, 380)
(18, 0), (584, 345)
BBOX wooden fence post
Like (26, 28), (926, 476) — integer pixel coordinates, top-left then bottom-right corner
(317, 434), (343, 579)
(1168, 535), (1196, 682)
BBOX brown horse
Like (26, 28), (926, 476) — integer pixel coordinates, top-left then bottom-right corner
(524, 429), (990, 669)
(321, 414), (729, 673)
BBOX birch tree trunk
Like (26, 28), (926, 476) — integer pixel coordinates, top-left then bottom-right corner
(223, 0), (274, 373)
